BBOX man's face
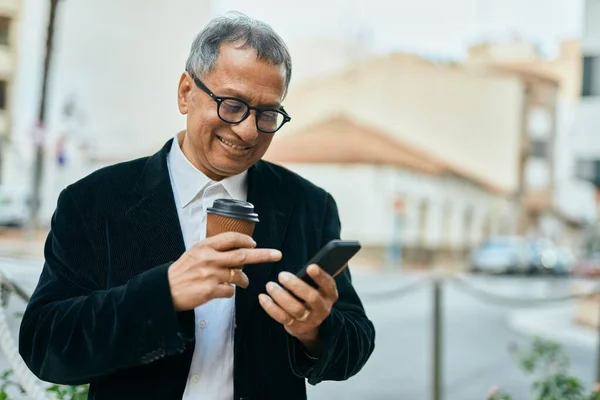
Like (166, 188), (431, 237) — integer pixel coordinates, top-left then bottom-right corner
(177, 42), (287, 181)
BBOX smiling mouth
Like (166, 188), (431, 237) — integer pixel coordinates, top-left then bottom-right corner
(217, 135), (251, 151)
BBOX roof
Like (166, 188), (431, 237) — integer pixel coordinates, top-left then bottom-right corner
(264, 114), (507, 194)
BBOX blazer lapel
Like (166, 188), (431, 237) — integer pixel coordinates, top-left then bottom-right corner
(235, 160), (296, 334)
(124, 139), (194, 353)
(125, 138), (186, 270)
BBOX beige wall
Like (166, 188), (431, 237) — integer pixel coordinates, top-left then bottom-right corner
(0, 0), (18, 14)
(277, 163), (516, 250)
(0, 0), (19, 139)
(280, 55), (525, 193)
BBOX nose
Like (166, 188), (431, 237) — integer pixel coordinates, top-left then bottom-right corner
(231, 111), (260, 143)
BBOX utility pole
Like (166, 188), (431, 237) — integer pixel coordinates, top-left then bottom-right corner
(29, 0), (62, 229)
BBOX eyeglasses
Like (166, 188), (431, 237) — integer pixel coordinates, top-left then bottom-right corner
(189, 71), (291, 134)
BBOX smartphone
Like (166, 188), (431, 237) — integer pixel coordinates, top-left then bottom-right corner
(296, 239), (362, 288)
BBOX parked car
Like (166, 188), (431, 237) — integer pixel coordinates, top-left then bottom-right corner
(527, 239), (574, 275)
(470, 236), (530, 274)
(0, 186), (31, 227)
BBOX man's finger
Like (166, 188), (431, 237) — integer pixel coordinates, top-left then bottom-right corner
(265, 281), (309, 320)
(214, 268), (249, 288)
(307, 264), (338, 300)
(278, 271), (326, 311)
(200, 232), (257, 252)
(214, 248), (282, 268)
(258, 294), (293, 326)
(212, 283), (235, 299)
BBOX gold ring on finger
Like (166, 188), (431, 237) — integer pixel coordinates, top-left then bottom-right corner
(296, 309), (311, 322)
(285, 318), (295, 327)
(229, 269), (235, 283)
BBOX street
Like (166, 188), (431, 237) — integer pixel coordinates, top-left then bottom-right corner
(0, 258), (597, 400)
(308, 271), (598, 400)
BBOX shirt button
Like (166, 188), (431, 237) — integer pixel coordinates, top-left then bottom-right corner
(198, 320), (207, 329)
(192, 374), (200, 383)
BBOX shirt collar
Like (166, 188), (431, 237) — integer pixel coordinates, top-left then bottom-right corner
(168, 134), (248, 208)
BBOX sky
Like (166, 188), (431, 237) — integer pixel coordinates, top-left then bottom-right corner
(212, 0), (585, 59)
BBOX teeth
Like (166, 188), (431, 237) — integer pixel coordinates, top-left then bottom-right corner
(218, 136), (249, 150)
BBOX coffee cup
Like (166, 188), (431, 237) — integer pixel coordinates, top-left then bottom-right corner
(206, 198), (259, 238)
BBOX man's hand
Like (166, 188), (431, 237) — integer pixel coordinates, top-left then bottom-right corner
(258, 264), (339, 355)
(168, 232), (282, 311)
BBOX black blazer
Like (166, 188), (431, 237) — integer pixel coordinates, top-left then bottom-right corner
(19, 138), (375, 400)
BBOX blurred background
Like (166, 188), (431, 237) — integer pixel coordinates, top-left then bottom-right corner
(0, 0), (600, 399)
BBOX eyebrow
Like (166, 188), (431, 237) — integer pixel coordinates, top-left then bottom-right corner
(217, 87), (282, 109)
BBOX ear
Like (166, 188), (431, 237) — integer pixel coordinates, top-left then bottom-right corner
(177, 72), (193, 115)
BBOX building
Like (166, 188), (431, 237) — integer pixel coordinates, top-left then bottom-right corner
(264, 54), (525, 268)
(466, 39), (598, 249)
(575, 0), (600, 187)
(265, 115), (516, 268)
(6, 3), (369, 226)
(574, 0), (600, 252)
(0, 0), (21, 184)
(6, 0), (212, 223)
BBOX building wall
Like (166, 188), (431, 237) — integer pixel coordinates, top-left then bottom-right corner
(571, 0), (600, 210)
(277, 163), (516, 255)
(0, 0), (20, 184)
(7, 0), (212, 222)
(583, 0), (600, 54)
(282, 56), (525, 194)
(573, 97), (600, 157)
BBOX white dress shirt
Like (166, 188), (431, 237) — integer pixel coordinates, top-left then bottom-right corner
(167, 133), (248, 400)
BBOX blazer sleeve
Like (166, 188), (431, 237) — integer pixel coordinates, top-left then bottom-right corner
(288, 192), (376, 385)
(18, 188), (194, 385)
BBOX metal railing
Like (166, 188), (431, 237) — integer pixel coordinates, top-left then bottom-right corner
(359, 270), (600, 400)
(0, 273), (49, 399)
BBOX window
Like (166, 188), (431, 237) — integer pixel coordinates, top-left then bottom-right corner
(0, 80), (7, 110)
(582, 55), (600, 97)
(0, 17), (10, 46)
(576, 159), (600, 186)
(441, 202), (452, 247)
(530, 139), (548, 158)
(464, 206), (474, 245)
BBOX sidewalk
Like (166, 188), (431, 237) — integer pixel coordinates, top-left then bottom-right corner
(0, 229), (46, 260)
(507, 305), (597, 348)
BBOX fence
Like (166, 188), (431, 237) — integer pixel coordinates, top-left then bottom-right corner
(359, 270), (600, 400)
(1, 270), (600, 400)
(0, 273), (51, 399)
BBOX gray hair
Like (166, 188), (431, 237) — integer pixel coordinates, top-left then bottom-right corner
(185, 11), (292, 97)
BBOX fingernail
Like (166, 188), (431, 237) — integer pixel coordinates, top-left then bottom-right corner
(308, 264), (319, 275)
(279, 272), (293, 283)
(258, 294), (269, 303)
(271, 250), (282, 259)
(266, 282), (277, 291)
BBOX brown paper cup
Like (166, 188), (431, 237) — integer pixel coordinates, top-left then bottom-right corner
(206, 212), (257, 238)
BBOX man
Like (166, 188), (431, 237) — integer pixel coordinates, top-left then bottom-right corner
(19, 11), (375, 400)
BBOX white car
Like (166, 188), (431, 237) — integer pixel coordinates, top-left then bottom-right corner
(0, 186), (31, 227)
(470, 236), (531, 274)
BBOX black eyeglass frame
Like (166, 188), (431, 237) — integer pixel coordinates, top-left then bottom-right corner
(188, 71), (291, 134)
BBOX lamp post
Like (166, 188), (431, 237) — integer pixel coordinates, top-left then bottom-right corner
(29, 0), (62, 229)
